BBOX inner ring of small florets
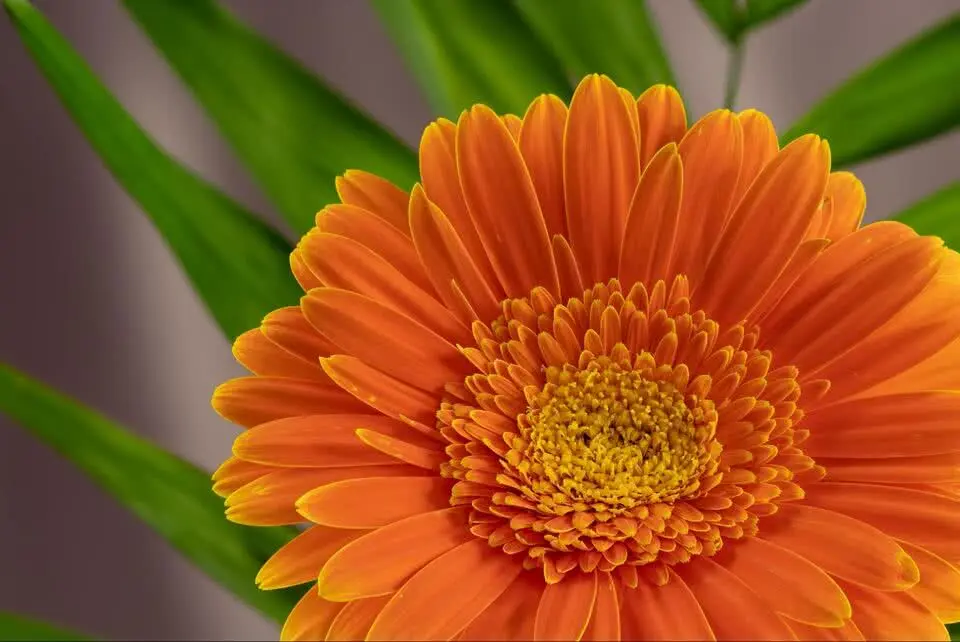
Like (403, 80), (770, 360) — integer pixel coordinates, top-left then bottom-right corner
(440, 278), (820, 585)
(518, 360), (720, 508)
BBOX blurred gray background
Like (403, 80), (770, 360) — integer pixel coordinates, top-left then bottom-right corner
(1, 0), (958, 639)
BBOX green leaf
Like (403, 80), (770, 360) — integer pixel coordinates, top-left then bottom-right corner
(695, 0), (807, 42)
(742, 0), (807, 30)
(370, 0), (572, 118)
(693, 0), (740, 41)
(123, 0), (419, 234)
(894, 182), (960, 249)
(784, 15), (960, 168)
(515, 0), (675, 94)
(0, 363), (300, 624)
(4, 0), (301, 341)
(0, 613), (93, 641)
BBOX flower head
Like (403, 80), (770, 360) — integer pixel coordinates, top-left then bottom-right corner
(213, 75), (960, 641)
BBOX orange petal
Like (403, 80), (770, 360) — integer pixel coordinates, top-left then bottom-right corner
(804, 482), (960, 563)
(839, 580), (948, 641)
(316, 204), (430, 291)
(367, 538), (524, 641)
(326, 595), (391, 641)
(458, 571), (542, 641)
(317, 506), (472, 601)
(899, 541), (960, 623)
(780, 238), (942, 374)
(302, 288), (465, 392)
(731, 109), (779, 208)
(257, 525), (366, 590)
(619, 143), (683, 287)
(697, 134), (829, 326)
(213, 377), (369, 429)
(458, 104), (559, 297)
(335, 170), (410, 236)
(226, 465), (420, 526)
(759, 503), (917, 591)
(670, 110), (743, 287)
(750, 238), (831, 324)
(822, 172), (866, 241)
(818, 452), (960, 484)
(553, 234), (585, 299)
(502, 114), (523, 139)
(419, 119), (501, 295)
(291, 247), (323, 291)
(212, 456), (273, 497)
(534, 570), (598, 641)
(233, 414), (424, 468)
(320, 355), (443, 432)
(785, 619), (864, 641)
(765, 221), (915, 329)
(582, 572), (620, 641)
(356, 428), (447, 470)
(297, 476), (452, 529)
(803, 392), (960, 458)
(280, 586), (345, 642)
(233, 329), (328, 380)
(620, 568), (714, 641)
(718, 536), (850, 626)
(677, 557), (797, 640)
(261, 306), (338, 365)
(299, 231), (469, 343)
(408, 185), (501, 323)
(635, 85), (687, 167)
(519, 95), (568, 237)
(806, 256), (960, 404)
(564, 74), (641, 283)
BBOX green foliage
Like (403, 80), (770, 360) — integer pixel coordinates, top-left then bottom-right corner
(124, 0), (420, 235)
(784, 15), (960, 168)
(695, 0), (808, 43)
(0, 613), (92, 642)
(4, 0), (301, 341)
(894, 182), (960, 249)
(0, 364), (301, 624)
(370, 0), (572, 118)
(515, 0), (675, 94)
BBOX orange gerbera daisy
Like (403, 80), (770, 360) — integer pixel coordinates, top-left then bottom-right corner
(212, 74), (960, 641)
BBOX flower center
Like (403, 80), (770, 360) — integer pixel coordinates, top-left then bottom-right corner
(522, 361), (717, 507)
(440, 278), (823, 585)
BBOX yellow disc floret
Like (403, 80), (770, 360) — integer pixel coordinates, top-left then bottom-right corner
(523, 358), (718, 507)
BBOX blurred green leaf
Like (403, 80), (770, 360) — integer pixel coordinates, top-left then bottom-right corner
(124, 0), (419, 235)
(695, 0), (807, 42)
(0, 613), (93, 642)
(4, 0), (301, 341)
(370, 0), (572, 118)
(694, 0), (739, 40)
(515, 0), (675, 94)
(0, 363), (300, 624)
(743, 0), (807, 31)
(784, 15), (960, 168)
(894, 182), (960, 249)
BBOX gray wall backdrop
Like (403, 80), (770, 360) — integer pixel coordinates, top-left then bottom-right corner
(1, 0), (958, 639)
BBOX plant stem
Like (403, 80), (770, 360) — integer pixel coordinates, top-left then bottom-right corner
(724, 35), (744, 110)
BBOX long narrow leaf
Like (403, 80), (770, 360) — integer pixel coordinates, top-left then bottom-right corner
(370, 0), (572, 118)
(695, 0), (807, 42)
(4, 0), (300, 341)
(894, 182), (960, 249)
(0, 613), (92, 642)
(124, 0), (419, 234)
(0, 364), (300, 624)
(515, 0), (675, 93)
(743, 0), (808, 28)
(784, 15), (960, 168)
